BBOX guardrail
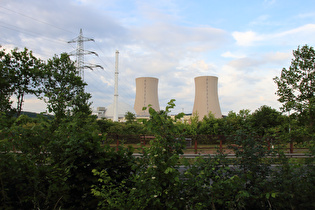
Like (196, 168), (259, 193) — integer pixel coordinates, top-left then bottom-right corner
(105, 134), (310, 154)
(131, 153), (313, 159)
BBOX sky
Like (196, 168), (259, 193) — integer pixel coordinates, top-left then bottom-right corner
(1, 0), (315, 115)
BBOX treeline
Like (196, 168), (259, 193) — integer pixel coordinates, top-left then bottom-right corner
(99, 104), (312, 147)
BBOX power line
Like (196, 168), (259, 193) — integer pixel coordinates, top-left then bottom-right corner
(0, 22), (70, 46)
(0, 5), (75, 35)
(0, 5), (135, 107)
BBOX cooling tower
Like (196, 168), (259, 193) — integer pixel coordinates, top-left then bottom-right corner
(192, 76), (222, 119)
(134, 77), (160, 117)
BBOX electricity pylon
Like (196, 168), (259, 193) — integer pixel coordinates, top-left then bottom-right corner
(68, 28), (103, 80)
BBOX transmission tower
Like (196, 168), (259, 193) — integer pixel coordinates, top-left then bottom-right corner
(68, 29), (103, 80)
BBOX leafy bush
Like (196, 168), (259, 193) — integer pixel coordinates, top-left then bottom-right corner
(92, 100), (187, 209)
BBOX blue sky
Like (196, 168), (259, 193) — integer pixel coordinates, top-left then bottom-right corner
(1, 0), (315, 115)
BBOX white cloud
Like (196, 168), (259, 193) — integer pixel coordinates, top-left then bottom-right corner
(225, 51), (291, 72)
(16, 96), (48, 113)
(274, 24), (315, 39)
(221, 51), (246, 59)
(263, 51), (292, 64)
(232, 30), (263, 46)
(130, 23), (227, 54)
(232, 24), (315, 47)
(218, 64), (281, 113)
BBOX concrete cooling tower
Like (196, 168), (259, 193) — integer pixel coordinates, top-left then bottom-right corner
(192, 76), (222, 119)
(134, 77), (160, 117)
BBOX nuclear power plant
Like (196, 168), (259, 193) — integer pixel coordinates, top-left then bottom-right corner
(96, 75), (222, 121)
(192, 76), (222, 119)
(134, 77), (160, 117)
(72, 34), (221, 121)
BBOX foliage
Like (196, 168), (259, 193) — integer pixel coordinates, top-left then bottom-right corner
(0, 48), (14, 113)
(274, 44), (315, 132)
(96, 118), (117, 133)
(0, 47), (44, 116)
(250, 105), (283, 136)
(1, 101), (314, 209)
(92, 100), (187, 209)
(268, 154), (315, 209)
(198, 112), (221, 135)
(124, 111), (136, 123)
(183, 113), (200, 136)
(218, 109), (252, 137)
(0, 111), (135, 209)
(227, 129), (276, 208)
(0, 114), (67, 209)
(48, 113), (134, 209)
(41, 53), (89, 123)
(182, 154), (234, 209)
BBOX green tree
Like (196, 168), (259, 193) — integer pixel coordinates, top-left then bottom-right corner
(199, 112), (221, 135)
(125, 111), (136, 123)
(274, 45), (315, 132)
(250, 105), (283, 136)
(41, 53), (89, 123)
(221, 109), (252, 136)
(0, 47), (43, 116)
(0, 48), (14, 113)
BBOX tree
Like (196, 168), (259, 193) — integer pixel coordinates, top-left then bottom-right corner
(41, 53), (89, 123)
(10, 48), (43, 116)
(274, 45), (315, 131)
(0, 47), (43, 115)
(124, 111), (136, 123)
(221, 109), (252, 136)
(199, 112), (221, 135)
(250, 105), (283, 136)
(0, 48), (13, 113)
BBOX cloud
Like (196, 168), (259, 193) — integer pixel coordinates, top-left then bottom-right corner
(263, 51), (292, 64)
(221, 51), (246, 59)
(130, 22), (228, 54)
(232, 31), (263, 46)
(228, 51), (291, 70)
(232, 24), (315, 47)
(135, 1), (180, 23)
(11, 96), (48, 113)
(274, 24), (315, 39)
(218, 64), (281, 113)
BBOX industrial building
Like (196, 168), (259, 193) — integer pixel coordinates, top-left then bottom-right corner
(134, 77), (160, 117)
(96, 75), (222, 121)
(192, 76), (222, 119)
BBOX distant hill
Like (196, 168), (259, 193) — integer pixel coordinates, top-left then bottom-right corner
(20, 111), (54, 119)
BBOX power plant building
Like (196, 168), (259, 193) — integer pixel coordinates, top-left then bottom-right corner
(134, 77), (160, 117)
(192, 76), (222, 119)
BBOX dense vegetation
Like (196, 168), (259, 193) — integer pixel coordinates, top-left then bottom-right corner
(0, 46), (314, 209)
